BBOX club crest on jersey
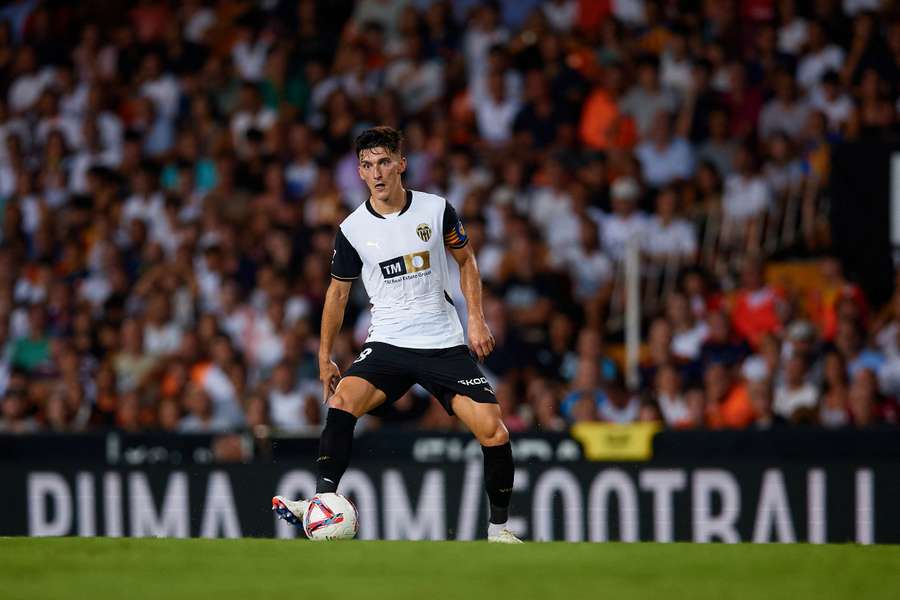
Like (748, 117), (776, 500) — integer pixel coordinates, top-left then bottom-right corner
(416, 223), (432, 242)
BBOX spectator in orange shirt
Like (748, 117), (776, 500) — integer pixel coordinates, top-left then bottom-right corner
(808, 256), (868, 342)
(731, 257), (786, 349)
(704, 362), (755, 428)
(578, 64), (636, 151)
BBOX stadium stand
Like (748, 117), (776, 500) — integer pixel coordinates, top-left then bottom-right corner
(0, 0), (899, 439)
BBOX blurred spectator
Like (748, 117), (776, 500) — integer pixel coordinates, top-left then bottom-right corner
(774, 354), (819, 421)
(599, 176), (647, 261)
(834, 318), (884, 380)
(635, 110), (694, 188)
(722, 145), (772, 228)
(643, 186), (697, 263)
(268, 360), (318, 432)
(652, 364), (695, 428)
(178, 384), (232, 433)
(704, 362), (755, 429)
(748, 378), (786, 429)
(560, 358), (608, 423)
(730, 258), (786, 349)
(759, 69), (811, 141)
(621, 56), (678, 139)
(797, 20), (845, 90)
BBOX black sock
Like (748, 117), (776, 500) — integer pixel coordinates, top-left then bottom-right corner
(316, 408), (357, 494)
(482, 442), (514, 525)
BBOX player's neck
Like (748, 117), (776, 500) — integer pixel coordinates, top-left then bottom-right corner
(369, 186), (408, 215)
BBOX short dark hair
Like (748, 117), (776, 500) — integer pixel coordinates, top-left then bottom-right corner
(355, 126), (403, 159)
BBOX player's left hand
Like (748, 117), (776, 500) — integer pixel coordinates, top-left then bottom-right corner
(467, 316), (495, 362)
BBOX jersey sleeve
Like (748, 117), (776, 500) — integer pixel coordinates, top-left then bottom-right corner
(331, 228), (362, 281)
(442, 201), (469, 249)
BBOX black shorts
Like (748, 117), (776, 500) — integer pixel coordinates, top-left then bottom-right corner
(342, 342), (497, 415)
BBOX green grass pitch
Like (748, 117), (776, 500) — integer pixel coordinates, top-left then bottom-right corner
(1, 538), (898, 600)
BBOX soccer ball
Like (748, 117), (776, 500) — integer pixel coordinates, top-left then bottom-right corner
(303, 493), (359, 541)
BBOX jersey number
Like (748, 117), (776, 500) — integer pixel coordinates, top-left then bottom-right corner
(354, 348), (373, 363)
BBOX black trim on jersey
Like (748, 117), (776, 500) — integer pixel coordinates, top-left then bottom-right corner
(399, 189), (412, 215)
(444, 291), (455, 306)
(331, 228), (362, 280)
(365, 190), (413, 219)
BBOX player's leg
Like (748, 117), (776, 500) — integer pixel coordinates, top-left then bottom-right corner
(273, 377), (386, 526)
(274, 343), (413, 528)
(316, 376), (386, 493)
(451, 394), (521, 543)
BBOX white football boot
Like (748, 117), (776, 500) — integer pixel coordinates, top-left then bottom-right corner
(272, 496), (309, 529)
(487, 524), (524, 544)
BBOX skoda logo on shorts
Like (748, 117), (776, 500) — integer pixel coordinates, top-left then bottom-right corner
(416, 223), (432, 242)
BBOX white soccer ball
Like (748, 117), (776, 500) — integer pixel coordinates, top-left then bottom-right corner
(303, 493), (359, 541)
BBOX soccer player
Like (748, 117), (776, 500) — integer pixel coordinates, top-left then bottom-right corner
(273, 126), (521, 543)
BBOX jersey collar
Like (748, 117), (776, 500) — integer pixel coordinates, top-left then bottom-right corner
(365, 189), (412, 219)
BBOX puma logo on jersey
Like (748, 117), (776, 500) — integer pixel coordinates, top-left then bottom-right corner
(458, 377), (488, 386)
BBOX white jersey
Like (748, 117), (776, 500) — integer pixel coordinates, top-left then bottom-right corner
(331, 189), (468, 349)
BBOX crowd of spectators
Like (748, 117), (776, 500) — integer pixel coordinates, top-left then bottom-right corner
(1, 0), (899, 438)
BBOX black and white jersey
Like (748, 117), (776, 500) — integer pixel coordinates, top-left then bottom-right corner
(331, 189), (469, 349)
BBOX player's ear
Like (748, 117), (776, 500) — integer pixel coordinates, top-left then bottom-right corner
(398, 156), (407, 174)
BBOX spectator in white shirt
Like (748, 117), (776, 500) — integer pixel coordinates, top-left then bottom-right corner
(121, 162), (165, 231)
(762, 132), (805, 199)
(268, 360), (318, 432)
(613, 0), (647, 27)
(774, 354), (819, 419)
(178, 383), (234, 433)
(138, 53), (181, 122)
(56, 64), (89, 121)
(809, 70), (854, 132)
(722, 145), (772, 224)
(474, 70), (522, 146)
(600, 176), (648, 261)
(8, 46), (55, 115)
(797, 20), (845, 90)
(620, 56), (679, 139)
(666, 292), (709, 361)
(777, 0), (808, 56)
(142, 293), (182, 357)
(542, 0), (578, 32)
(643, 185), (698, 262)
(660, 28), (693, 100)
(384, 34), (445, 115)
(530, 157), (574, 247)
(759, 69), (811, 141)
(561, 219), (614, 303)
(231, 24), (272, 82)
(653, 363), (696, 428)
(463, 4), (509, 84)
(635, 110), (695, 188)
(230, 83), (277, 157)
(35, 90), (82, 150)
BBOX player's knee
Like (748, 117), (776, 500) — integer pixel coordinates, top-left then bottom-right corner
(328, 393), (362, 417)
(479, 417), (509, 447)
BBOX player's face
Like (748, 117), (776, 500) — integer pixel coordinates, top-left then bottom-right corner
(358, 147), (406, 202)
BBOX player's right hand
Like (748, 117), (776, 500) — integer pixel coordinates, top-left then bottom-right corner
(319, 360), (341, 403)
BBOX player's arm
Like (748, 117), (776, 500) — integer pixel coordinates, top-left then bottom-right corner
(444, 202), (494, 361)
(320, 228), (362, 400)
(319, 278), (352, 399)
